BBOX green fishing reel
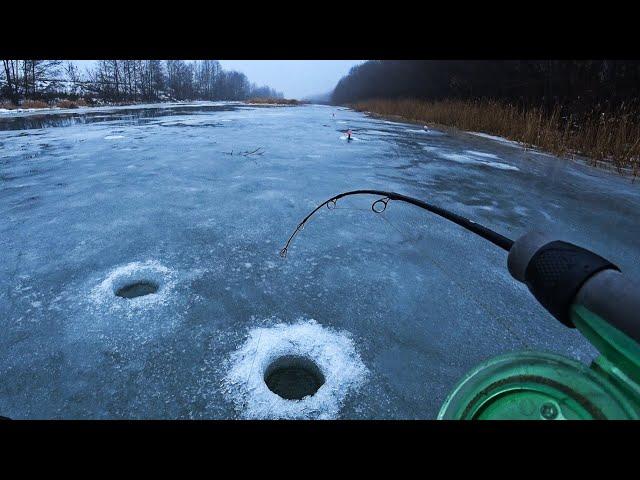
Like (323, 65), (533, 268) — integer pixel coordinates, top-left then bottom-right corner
(439, 231), (640, 420)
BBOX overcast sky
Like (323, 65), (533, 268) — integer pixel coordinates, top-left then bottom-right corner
(218, 60), (363, 98)
(72, 60), (364, 99)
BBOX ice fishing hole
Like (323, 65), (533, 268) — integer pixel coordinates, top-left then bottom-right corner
(115, 281), (159, 299)
(264, 355), (325, 400)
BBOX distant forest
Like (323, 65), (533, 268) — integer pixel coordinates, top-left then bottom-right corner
(1, 60), (283, 105)
(332, 60), (640, 117)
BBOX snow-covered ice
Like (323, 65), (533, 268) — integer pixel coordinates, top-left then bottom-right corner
(467, 131), (524, 148)
(464, 150), (500, 159)
(1, 102), (639, 419)
(439, 151), (520, 171)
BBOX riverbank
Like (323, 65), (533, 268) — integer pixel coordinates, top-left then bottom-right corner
(0, 98), (303, 115)
(351, 99), (640, 178)
(245, 97), (304, 105)
(0, 98), (91, 112)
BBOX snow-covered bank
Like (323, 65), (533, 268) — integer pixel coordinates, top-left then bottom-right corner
(0, 100), (249, 118)
(0, 106), (64, 114)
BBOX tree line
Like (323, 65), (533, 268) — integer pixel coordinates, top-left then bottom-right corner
(1, 60), (283, 104)
(332, 60), (640, 118)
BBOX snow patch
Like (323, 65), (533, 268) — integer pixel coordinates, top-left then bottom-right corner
(439, 152), (519, 171)
(0, 107), (59, 114)
(464, 150), (500, 159)
(89, 260), (177, 314)
(104, 135), (125, 140)
(360, 129), (397, 137)
(223, 319), (369, 419)
(467, 131), (523, 148)
(481, 161), (519, 171)
(422, 145), (440, 153)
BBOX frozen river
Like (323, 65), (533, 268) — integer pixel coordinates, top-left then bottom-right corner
(1, 102), (639, 419)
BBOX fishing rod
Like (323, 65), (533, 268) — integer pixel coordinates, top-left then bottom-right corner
(281, 189), (640, 419)
(279, 189), (514, 258)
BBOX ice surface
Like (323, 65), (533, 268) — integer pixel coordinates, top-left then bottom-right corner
(222, 319), (368, 419)
(1, 102), (639, 419)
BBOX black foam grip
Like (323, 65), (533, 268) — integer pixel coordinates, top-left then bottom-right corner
(524, 241), (619, 327)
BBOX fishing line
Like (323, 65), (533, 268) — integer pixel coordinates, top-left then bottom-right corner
(377, 206), (425, 244)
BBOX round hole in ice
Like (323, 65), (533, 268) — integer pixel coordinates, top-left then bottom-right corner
(264, 355), (325, 400)
(114, 280), (159, 299)
(223, 319), (369, 419)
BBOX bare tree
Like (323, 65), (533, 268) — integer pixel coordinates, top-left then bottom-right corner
(1, 59), (283, 105)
